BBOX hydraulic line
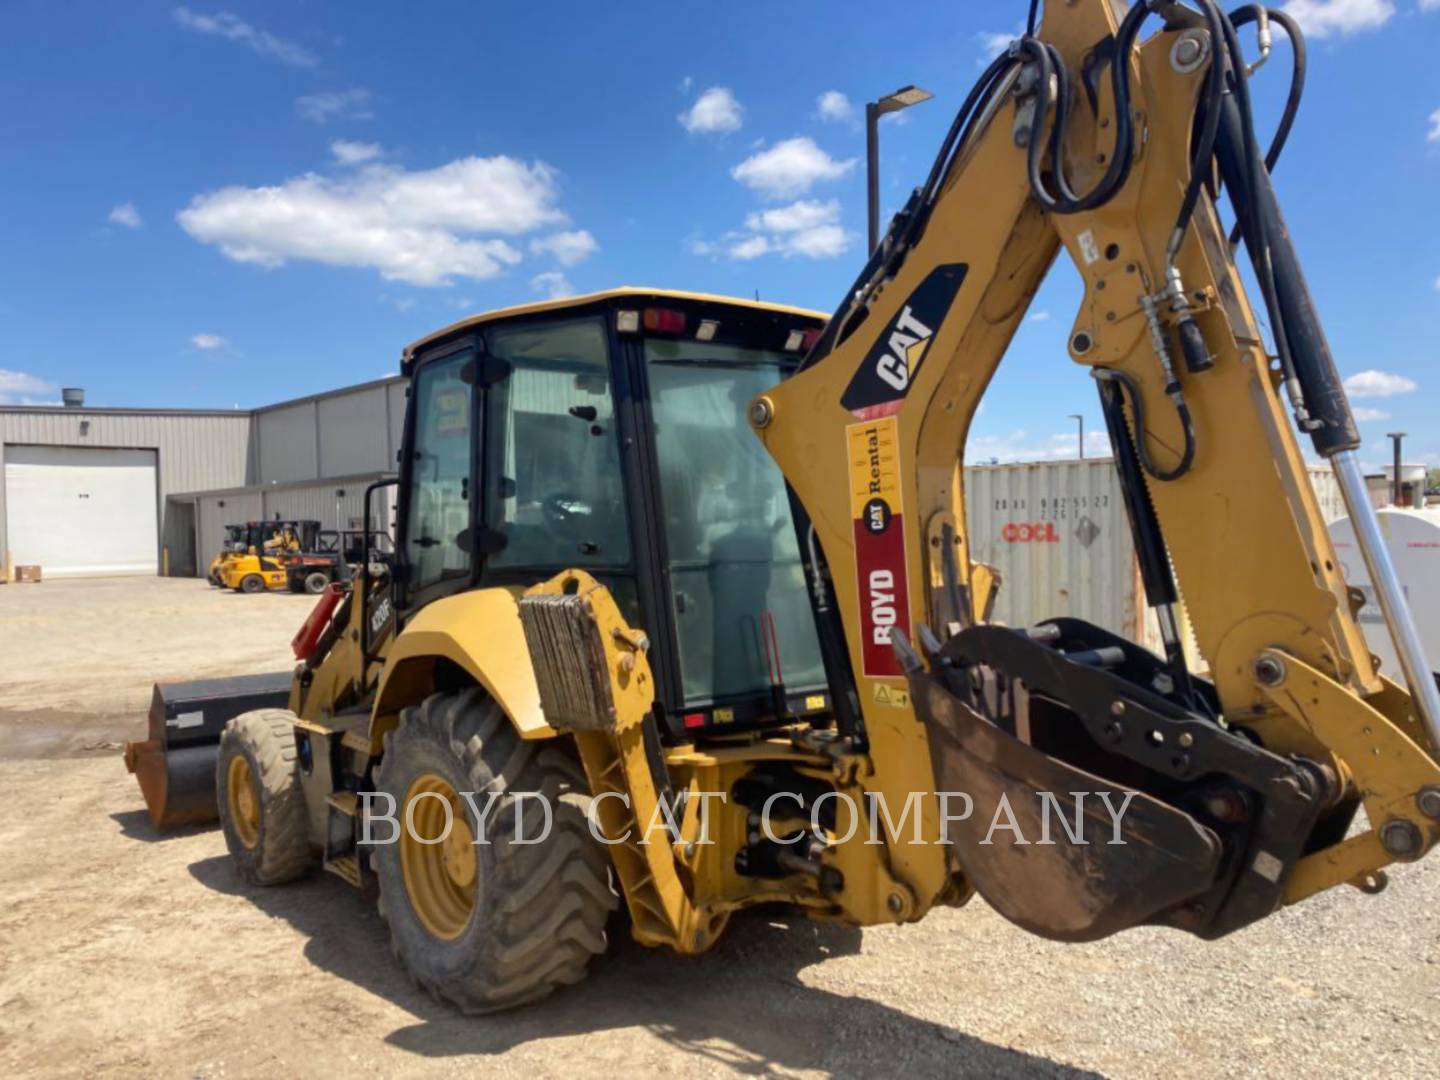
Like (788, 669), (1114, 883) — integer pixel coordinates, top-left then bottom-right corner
(1225, 6), (1306, 245)
(1093, 368), (1196, 483)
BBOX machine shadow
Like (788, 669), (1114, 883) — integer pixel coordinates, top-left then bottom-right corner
(110, 809), (213, 844)
(188, 855), (1096, 1077)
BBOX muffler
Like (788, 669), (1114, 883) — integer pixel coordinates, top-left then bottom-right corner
(124, 672), (292, 829)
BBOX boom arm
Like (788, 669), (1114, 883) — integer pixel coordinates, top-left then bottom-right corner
(755, 0), (1440, 939)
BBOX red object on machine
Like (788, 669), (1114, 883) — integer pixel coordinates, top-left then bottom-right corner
(291, 583), (345, 660)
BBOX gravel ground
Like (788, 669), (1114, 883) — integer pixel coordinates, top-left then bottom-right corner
(1, 577), (1437, 1078)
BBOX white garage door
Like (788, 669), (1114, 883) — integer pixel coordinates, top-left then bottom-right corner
(4, 445), (159, 576)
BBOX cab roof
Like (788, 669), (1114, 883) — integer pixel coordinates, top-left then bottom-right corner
(403, 287), (828, 360)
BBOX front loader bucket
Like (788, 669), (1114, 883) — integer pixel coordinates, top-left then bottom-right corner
(124, 672), (292, 830)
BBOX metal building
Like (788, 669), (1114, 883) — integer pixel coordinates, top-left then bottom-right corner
(1, 377), (404, 579)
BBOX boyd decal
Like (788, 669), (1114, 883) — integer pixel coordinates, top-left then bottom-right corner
(840, 263), (968, 419)
(847, 416), (911, 679)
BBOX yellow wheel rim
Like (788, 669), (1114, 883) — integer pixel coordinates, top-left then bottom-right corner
(399, 773), (476, 940)
(227, 754), (260, 849)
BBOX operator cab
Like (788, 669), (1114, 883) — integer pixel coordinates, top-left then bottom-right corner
(395, 289), (829, 740)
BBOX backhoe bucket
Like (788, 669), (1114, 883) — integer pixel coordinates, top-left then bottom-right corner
(124, 672), (292, 830)
(897, 619), (1330, 942)
(908, 664), (1222, 942)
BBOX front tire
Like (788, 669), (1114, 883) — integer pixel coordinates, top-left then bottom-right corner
(216, 709), (316, 885)
(371, 688), (616, 1013)
(239, 573), (265, 594)
(303, 570), (330, 595)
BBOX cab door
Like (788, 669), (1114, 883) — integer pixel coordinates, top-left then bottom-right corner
(394, 340), (478, 616)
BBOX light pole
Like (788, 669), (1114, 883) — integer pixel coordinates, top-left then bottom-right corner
(1387, 432), (1406, 506)
(866, 85), (934, 252)
(1069, 414), (1085, 459)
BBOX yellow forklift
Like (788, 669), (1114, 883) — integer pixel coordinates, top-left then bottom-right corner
(206, 524), (248, 586)
(219, 519), (336, 594)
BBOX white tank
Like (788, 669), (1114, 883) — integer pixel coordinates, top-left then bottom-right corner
(1329, 508), (1440, 678)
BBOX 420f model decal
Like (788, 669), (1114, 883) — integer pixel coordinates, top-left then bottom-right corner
(839, 263), (967, 419)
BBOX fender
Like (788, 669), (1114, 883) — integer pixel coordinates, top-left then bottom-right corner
(369, 587), (555, 746)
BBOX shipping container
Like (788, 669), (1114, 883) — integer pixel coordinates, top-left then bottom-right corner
(964, 457), (1346, 664)
(963, 458), (1165, 653)
(1306, 463), (1345, 524)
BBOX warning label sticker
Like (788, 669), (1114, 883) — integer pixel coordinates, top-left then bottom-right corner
(847, 416), (911, 679)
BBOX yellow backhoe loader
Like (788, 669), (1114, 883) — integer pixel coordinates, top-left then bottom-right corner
(127, 0), (1440, 1013)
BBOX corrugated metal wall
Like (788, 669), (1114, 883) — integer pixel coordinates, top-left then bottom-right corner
(252, 378), (405, 486)
(2, 377), (406, 576)
(964, 459), (1163, 651)
(0, 409), (252, 570)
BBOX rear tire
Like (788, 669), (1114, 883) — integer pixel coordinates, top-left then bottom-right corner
(370, 688), (617, 1013)
(303, 570), (330, 595)
(239, 574), (265, 594)
(216, 709), (316, 885)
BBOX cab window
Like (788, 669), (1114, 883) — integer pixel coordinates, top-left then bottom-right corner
(645, 338), (825, 705)
(483, 318), (631, 570)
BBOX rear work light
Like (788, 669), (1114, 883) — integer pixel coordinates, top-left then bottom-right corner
(785, 327), (823, 352)
(696, 318), (720, 341)
(644, 308), (686, 334)
(682, 711), (706, 730)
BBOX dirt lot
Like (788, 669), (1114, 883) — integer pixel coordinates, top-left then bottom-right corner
(1, 577), (1437, 1078)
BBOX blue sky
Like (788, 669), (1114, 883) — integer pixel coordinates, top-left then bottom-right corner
(1, 0), (1437, 468)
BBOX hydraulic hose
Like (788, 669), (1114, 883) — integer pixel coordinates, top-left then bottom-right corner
(1093, 368), (1197, 482)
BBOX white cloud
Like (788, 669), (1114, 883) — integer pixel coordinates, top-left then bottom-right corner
(0, 369), (57, 405)
(190, 333), (227, 350)
(1280, 0), (1395, 37)
(1422, 0), (1440, 10)
(108, 202), (142, 228)
(728, 236), (771, 260)
(178, 156), (569, 286)
(743, 199), (838, 234)
(679, 87), (743, 134)
(530, 271), (574, 299)
(678, 75), (694, 95)
(731, 137), (857, 199)
(331, 140), (381, 165)
(1352, 406), (1391, 422)
(1344, 369), (1417, 398)
(816, 91), (853, 123)
(529, 229), (598, 267)
(703, 199), (853, 261)
(1429, 107), (1440, 142)
(1434, 275), (1440, 291)
(172, 7), (316, 67)
(1028, 310), (1051, 322)
(781, 224), (849, 258)
(966, 427), (1113, 464)
(977, 28), (1020, 59)
(296, 88), (373, 124)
